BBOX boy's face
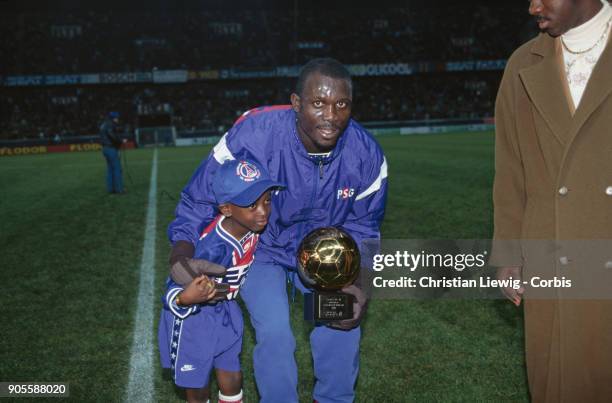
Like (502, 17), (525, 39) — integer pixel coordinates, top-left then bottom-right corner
(222, 190), (272, 234)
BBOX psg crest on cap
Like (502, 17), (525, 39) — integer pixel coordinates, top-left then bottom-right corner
(236, 160), (261, 182)
(297, 227), (360, 322)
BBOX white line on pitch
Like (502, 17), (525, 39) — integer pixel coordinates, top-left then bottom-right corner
(125, 148), (158, 403)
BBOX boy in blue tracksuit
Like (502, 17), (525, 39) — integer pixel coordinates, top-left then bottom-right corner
(168, 58), (388, 403)
(159, 159), (284, 403)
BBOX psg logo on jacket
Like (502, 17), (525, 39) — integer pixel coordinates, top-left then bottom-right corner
(236, 160), (261, 182)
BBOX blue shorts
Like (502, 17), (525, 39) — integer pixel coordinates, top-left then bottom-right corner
(158, 300), (243, 388)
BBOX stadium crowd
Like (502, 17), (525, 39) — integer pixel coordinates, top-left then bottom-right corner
(1, 72), (500, 140)
(0, 3), (529, 75)
(0, 1), (533, 140)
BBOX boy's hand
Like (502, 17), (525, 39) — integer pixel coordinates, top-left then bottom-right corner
(177, 275), (217, 305)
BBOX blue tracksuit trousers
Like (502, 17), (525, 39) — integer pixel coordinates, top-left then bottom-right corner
(240, 260), (360, 403)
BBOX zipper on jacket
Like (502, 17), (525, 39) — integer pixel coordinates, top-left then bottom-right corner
(309, 157), (322, 208)
(318, 159), (324, 179)
(292, 158), (323, 302)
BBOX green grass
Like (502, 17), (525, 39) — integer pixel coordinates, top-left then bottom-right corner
(0, 132), (528, 402)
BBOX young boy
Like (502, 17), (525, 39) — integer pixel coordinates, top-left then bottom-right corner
(158, 159), (284, 403)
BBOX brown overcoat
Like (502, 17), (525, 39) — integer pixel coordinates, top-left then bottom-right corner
(491, 31), (612, 403)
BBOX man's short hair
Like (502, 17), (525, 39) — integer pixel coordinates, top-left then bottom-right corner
(295, 58), (352, 97)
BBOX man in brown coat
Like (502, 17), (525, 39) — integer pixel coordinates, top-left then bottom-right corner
(492, 0), (612, 402)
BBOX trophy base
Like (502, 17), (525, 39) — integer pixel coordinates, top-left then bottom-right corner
(304, 292), (354, 323)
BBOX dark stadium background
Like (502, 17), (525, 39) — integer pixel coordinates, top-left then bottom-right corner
(1, 0), (535, 401)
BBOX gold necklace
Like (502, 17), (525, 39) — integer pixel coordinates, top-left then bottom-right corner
(561, 16), (612, 55)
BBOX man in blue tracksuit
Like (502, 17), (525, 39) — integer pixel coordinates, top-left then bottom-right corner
(99, 111), (124, 194)
(168, 58), (388, 403)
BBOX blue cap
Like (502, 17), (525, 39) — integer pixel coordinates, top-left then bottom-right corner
(109, 111), (120, 119)
(213, 159), (285, 207)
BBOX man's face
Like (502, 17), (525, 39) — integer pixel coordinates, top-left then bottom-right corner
(291, 72), (352, 153)
(528, 0), (592, 37)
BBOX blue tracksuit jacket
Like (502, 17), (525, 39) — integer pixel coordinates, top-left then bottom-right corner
(168, 105), (388, 270)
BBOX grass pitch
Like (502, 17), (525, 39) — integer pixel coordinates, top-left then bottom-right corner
(0, 132), (528, 402)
